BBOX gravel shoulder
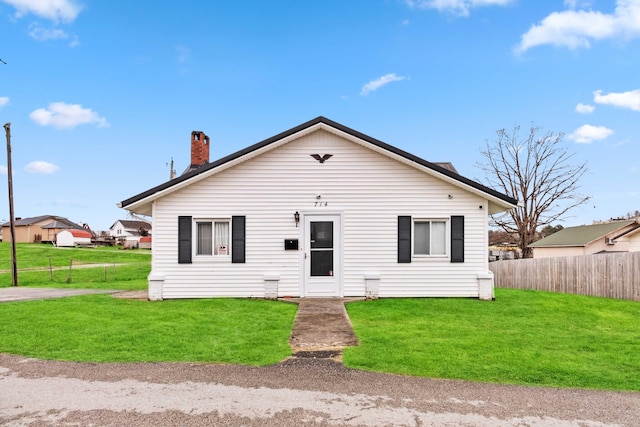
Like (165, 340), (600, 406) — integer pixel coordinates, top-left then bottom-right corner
(1, 353), (638, 426)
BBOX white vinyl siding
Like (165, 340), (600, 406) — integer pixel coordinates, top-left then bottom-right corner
(148, 127), (492, 298)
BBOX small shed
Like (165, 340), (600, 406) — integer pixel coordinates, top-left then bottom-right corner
(56, 229), (92, 247)
(139, 235), (152, 249)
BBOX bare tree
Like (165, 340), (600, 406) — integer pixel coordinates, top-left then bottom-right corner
(477, 125), (590, 258)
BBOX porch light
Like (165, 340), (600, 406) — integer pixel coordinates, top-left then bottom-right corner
(294, 211), (300, 227)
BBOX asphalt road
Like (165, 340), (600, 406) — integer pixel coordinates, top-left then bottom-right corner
(1, 353), (638, 426)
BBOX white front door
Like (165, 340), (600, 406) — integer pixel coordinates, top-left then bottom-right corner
(304, 214), (341, 297)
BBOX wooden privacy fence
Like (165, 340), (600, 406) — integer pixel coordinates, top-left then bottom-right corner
(489, 252), (640, 301)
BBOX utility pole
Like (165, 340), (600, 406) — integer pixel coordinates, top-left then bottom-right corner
(4, 122), (18, 286)
(169, 157), (176, 180)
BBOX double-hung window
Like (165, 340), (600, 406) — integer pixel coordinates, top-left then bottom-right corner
(196, 219), (230, 256)
(414, 219), (447, 256)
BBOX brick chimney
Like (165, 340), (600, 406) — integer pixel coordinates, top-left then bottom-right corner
(190, 131), (210, 168)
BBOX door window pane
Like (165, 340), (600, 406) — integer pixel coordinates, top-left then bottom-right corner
(310, 221), (334, 276)
(311, 222), (333, 249)
(311, 250), (334, 276)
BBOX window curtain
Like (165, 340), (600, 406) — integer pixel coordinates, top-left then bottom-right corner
(197, 222), (213, 255)
(414, 222), (430, 255)
(214, 222), (229, 255)
(432, 221), (446, 255)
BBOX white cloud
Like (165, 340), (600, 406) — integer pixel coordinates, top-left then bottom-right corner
(30, 26), (79, 47)
(28, 23), (68, 41)
(0, 96), (9, 107)
(25, 160), (59, 174)
(404, 0), (513, 17)
(593, 89), (640, 111)
(568, 124), (614, 143)
(1, 0), (82, 23)
(0, 165), (7, 176)
(575, 103), (595, 114)
(29, 102), (109, 129)
(361, 73), (406, 96)
(515, 0), (640, 53)
(564, 0), (593, 8)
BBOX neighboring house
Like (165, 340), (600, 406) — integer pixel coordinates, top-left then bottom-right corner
(119, 116), (516, 300)
(621, 226), (640, 252)
(0, 215), (86, 243)
(109, 220), (152, 247)
(529, 220), (640, 259)
(56, 229), (93, 247)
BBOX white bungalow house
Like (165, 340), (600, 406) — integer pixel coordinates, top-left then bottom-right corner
(119, 117), (516, 300)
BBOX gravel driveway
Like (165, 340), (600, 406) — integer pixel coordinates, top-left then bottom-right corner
(1, 353), (638, 426)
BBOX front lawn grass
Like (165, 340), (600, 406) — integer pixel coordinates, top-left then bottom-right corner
(0, 243), (150, 289)
(0, 295), (297, 365)
(343, 288), (640, 391)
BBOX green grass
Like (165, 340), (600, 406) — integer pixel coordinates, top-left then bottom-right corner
(0, 243), (150, 289)
(0, 243), (151, 269)
(0, 295), (297, 365)
(2, 242), (638, 390)
(344, 288), (640, 391)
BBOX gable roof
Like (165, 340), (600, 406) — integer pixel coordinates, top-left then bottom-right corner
(119, 116), (517, 213)
(110, 220), (151, 231)
(1, 215), (83, 229)
(529, 220), (639, 248)
(42, 220), (73, 229)
(618, 225), (640, 240)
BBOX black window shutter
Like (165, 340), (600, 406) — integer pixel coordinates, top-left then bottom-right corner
(178, 216), (192, 264)
(232, 216), (246, 263)
(451, 215), (464, 263)
(398, 216), (412, 263)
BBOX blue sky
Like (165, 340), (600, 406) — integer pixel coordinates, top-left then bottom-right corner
(1, 0), (639, 231)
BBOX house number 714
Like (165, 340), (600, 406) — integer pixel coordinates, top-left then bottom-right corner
(314, 202), (328, 207)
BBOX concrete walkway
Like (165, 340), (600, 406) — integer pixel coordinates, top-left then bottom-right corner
(0, 287), (116, 302)
(286, 298), (362, 357)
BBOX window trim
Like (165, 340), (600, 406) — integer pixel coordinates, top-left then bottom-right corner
(412, 218), (449, 259)
(193, 218), (231, 260)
